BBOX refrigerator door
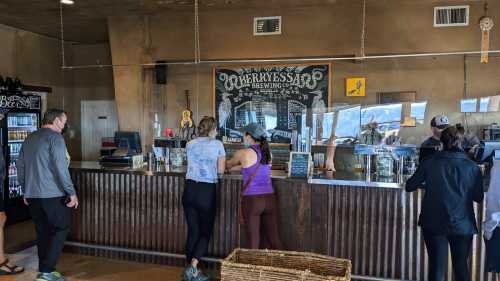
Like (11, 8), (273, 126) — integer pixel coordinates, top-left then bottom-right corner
(7, 112), (39, 199)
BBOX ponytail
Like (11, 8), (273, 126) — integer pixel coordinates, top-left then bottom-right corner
(259, 137), (271, 164)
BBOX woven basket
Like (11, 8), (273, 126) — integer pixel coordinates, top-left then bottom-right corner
(221, 248), (351, 281)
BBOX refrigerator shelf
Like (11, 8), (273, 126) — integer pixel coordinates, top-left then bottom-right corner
(8, 140), (25, 143)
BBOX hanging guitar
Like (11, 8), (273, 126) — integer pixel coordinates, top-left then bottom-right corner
(180, 90), (196, 140)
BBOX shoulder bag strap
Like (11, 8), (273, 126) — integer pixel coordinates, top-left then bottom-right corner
(239, 147), (262, 226)
(242, 147), (261, 194)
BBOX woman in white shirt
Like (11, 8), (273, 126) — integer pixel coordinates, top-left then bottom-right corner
(182, 117), (225, 281)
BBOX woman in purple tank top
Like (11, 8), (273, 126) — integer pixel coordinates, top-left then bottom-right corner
(226, 123), (283, 250)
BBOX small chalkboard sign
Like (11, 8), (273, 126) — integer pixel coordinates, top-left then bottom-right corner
(288, 152), (311, 178)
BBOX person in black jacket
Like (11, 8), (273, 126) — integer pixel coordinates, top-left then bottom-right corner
(419, 115), (450, 164)
(406, 126), (484, 281)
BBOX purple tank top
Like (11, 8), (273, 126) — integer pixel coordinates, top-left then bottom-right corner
(241, 145), (274, 196)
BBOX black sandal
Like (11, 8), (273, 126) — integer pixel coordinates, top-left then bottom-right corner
(0, 258), (24, 275)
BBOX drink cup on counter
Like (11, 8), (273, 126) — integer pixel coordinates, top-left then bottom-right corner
(164, 128), (173, 137)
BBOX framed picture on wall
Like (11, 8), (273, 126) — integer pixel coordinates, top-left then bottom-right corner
(345, 77), (366, 97)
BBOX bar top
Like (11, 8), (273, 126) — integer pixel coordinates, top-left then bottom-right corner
(69, 161), (404, 189)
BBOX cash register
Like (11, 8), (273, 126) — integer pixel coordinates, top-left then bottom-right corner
(100, 131), (144, 168)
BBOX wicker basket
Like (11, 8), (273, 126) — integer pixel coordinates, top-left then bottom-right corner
(221, 248), (351, 281)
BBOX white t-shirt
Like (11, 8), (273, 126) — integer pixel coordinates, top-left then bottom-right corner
(185, 137), (225, 183)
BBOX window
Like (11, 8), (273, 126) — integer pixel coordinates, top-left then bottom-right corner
(335, 105), (361, 139)
(411, 101), (428, 124)
(460, 98), (477, 113)
(361, 103), (403, 132)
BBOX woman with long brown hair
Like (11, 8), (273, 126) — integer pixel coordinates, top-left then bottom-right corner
(406, 126), (484, 281)
(182, 116), (225, 281)
(226, 123), (283, 249)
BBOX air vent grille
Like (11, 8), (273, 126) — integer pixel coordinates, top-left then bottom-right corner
(434, 5), (469, 27)
(254, 16), (281, 36)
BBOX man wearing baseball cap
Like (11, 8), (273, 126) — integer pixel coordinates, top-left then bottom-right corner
(419, 115), (450, 163)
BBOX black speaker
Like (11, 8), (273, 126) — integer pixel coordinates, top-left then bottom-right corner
(155, 61), (167, 84)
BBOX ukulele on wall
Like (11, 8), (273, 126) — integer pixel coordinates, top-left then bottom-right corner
(180, 90), (196, 140)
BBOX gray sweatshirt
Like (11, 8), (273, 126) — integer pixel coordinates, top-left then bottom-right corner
(17, 128), (76, 198)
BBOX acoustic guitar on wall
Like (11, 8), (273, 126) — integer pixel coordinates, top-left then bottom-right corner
(180, 90), (195, 140)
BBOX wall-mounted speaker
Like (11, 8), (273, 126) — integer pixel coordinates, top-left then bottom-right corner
(155, 61), (167, 84)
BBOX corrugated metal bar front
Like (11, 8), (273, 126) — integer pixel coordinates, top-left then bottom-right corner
(68, 169), (493, 281)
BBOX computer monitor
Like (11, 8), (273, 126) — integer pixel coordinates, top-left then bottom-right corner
(114, 131), (142, 155)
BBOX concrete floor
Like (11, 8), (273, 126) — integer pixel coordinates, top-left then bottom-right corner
(2, 222), (221, 281)
(4, 221), (36, 253)
(0, 247), (188, 281)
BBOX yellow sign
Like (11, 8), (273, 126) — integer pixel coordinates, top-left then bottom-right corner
(346, 78), (366, 97)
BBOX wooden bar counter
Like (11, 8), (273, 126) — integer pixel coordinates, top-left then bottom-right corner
(67, 162), (492, 281)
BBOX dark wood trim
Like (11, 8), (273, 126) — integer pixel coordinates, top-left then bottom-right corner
(23, 84), (52, 93)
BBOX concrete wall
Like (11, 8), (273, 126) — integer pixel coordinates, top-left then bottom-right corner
(140, 56), (500, 145)
(107, 0), (500, 145)
(0, 24), (66, 95)
(144, 1), (500, 59)
(63, 43), (116, 159)
(0, 23), (115, 160)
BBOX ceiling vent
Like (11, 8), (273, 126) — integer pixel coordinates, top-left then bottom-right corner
(434, 5), (469, 27)
(253, 16), (282, 36)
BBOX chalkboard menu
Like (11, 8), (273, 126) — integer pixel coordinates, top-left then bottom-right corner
(289, 152), (311, 178)
(214, 64), (331, 143)
(0, 94), (41, 110)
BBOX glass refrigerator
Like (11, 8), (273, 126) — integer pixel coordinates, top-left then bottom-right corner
(0, 94), (42, 224)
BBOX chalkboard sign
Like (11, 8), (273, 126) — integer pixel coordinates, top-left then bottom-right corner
(270, 145), (290, 166)
(289, 152), (311, 178)
(0, 94), (41, 110)
(214, 64), (331, 143)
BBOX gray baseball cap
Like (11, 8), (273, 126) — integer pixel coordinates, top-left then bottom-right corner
(240, 123), (268, 140)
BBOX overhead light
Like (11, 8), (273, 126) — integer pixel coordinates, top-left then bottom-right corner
(60, 0), (74, 5)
